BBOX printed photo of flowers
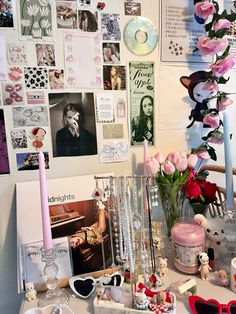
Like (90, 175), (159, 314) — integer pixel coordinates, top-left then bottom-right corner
(19, 0), (53, 39)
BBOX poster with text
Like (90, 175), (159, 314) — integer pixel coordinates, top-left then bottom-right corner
(16, 173), (114, 292)
(160, 0), (212, 63)
(129, 61), (155, 146)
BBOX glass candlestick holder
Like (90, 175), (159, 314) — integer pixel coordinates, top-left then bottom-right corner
(38, 247), (70, 307)
(217, 202), (236, 274)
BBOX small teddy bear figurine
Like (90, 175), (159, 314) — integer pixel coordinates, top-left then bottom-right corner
(134, 288), (149, 310)
(217, 269), (229, 287)
(25, 282), (37, 301)
(198, 252), (212, 280)
(157, 256), (168, 277)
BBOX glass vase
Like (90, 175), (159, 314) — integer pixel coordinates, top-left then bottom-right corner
(38, 248), (70, 307)
(157, 183), (186, 238)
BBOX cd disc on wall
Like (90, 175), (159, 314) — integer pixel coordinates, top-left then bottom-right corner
(123, 17), (158, 56)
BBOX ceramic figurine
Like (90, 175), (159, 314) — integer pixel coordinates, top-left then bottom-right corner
(217, 269), (229, 287)
(93, 282), (111, 300)
(157, 256), (168, 277)
(198, 252), (212, 280)
(152, 290), (166, 305)
(25, 282), (37, 301)
(134, 288), (149, 310)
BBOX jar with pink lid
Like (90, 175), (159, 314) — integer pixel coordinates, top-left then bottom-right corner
(171, 218), (205, 274)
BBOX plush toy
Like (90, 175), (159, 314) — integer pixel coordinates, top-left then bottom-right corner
(180, 70), (218, 128)
(194, 214), (226, 260)
(25, 282), (37, 301)
(157, 256), (168, 277)
(134, 288), (149, 310)
(198, 252), (212, 280)
(152, 290), (167, 305)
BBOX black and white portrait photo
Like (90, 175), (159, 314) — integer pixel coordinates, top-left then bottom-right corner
(49, 92), (97, 157)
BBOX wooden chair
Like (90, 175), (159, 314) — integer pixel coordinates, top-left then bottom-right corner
(198, 164), (236, 217)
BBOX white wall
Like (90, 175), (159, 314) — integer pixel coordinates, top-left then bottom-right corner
(0, 1), (236, 313)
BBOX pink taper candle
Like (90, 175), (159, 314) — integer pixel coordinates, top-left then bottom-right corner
(38, 151), (53, 250)
(143, 138), (148, 175)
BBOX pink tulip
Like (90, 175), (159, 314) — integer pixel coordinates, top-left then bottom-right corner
(202, 79), (219, 93)
(208, 130), (224, 144)
(213, 18), (231, 31)
(163, 160), (175, 175)
(211, 54), (236, 77)
(217, 96), (233, 111)
(175, 155), (188, 172)
(187, 154), (198, 169)
(195, 149), (211, 160)
(197, 36), (228, 55)
(154, 151), (165, 164)
(195, 1), (215, 20)
(166, 151), (180, 165)
(146, 157), (160, 175)
(203, 112), (220, 128)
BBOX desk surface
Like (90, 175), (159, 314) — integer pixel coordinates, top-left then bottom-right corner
(19, 267), (236, 314)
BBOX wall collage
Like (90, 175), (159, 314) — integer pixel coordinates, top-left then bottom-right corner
(0, 0), (152, 175)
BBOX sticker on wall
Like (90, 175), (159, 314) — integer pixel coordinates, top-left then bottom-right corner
(48, 69), (64, 89)
(29, 127), (46, 149)
(0, 0), (16, 28)
(10, 129), (28, 149)
(8, 66), (23, 82)
(99, 140), (128, 163)
(26, 91), (45, 105)
(12, 105), (49, 127)
(101, 13), (121, 41)
(103, 65), (126, 90)
(56, 1), (78, 29)
(0, 109), (10, 174)
(36, 44), (56, 67)
(124, 2), (141, 16)
(2, 83), (24, 106)
(24, 67), (48, 89)
(19, 0), (53, 40)
(102, 42), (120, 64)
(7, 43), (27, 65)
(97, 2), (105, 11)
(16, 151), (49, 171)
(96, 93), (114, 123)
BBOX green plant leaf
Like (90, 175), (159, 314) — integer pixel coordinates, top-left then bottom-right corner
(208, 146), (217, 161)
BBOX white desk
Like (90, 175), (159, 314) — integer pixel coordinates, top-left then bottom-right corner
(19, 267), (236, 314)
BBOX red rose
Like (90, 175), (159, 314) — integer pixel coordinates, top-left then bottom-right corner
(186, 178), (202, 199)
(202, 181), (217, 202)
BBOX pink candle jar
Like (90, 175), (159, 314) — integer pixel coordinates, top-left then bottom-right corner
(171, 218), (205, 274)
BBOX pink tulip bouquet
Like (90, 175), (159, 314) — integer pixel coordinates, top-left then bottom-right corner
(182, 1), (236, 161)
(146, 150), (199, 236)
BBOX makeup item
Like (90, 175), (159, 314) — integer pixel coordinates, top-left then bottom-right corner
(208, 248), (215, 271)
(171, 218), (205, 274)
(230, 257), (236, 293)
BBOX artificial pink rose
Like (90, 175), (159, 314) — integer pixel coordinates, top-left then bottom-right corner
(163, 160), (175, 175)
(195, 1), (215, 20)
(154, 151), (165, 164)
(166, 151), (180, 165)
(187, 154), (198, 169)
(175, 155), (188, 172)
(197, 36), (228, 55)
(213, 18), (231, 31)
(208, 130), (224, 144)
(146, 157), (160, 175)
(202, 79), (219, 94)
(195, 149), (211, 160)
(211, 54), (236, 77)
(217, 96), (233, 111)
(203, 112), (220, 128)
